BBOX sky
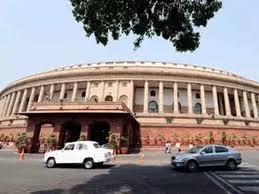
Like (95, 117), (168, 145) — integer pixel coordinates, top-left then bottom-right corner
(0, 1), (259, 90)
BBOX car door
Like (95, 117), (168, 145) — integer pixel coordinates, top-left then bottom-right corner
(214, 146), (230, 166)
(57, 143), (75, 164)
(198, 146), (215, 167)
(73, 143), (89, 163)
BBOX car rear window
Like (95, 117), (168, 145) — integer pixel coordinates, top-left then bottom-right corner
(64, 144), (75, 150)
(215, 146), (228, 153)
(93, 143), (101, 148)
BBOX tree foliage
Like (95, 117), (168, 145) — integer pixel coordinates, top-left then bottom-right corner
(70, 0), (222, 52)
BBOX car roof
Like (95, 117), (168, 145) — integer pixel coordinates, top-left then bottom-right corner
(64, 141), (98, 146)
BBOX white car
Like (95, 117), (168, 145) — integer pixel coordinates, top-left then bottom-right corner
(43, 141), (113, 169)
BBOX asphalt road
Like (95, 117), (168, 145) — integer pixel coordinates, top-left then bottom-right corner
(0, 150), (259, 194)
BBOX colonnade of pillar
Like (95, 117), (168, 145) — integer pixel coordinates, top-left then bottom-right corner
(142, 81), (259, 119)
(0, 80), (135, 118)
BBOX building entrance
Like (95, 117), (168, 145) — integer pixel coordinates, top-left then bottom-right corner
(59, 120), (81, 147)
(90, 121), (110, 145)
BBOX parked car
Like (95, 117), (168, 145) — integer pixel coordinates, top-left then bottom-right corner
(171, 144), (242, 172)
(43, 141), (113, 169)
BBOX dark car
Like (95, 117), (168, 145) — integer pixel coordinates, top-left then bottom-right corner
(171, 144), (242, 172)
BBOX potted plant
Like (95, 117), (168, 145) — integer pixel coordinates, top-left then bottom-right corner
(46, 134), (57, 151)
(221, 131), (227, 145)
(144, 134), (150, 145)
(108, 133), (118, 154)
(252, 136), (257, 145)
(157, 133), (165, 145)
(15, 132), (30, 153)
(208, 131), (215, 144)
(79, 134), (87, 141)
(120, 135), (129, 154)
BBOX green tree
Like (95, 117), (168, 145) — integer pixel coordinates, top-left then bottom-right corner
(70, 0), (222, 52)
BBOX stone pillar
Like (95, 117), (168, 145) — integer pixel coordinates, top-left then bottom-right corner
(18, 89), (28, 113)
(128, 80), (134, 111)
(49, 84), (55, 101)
(100, 81), (105, 101)
(85, 82), (91, 101)
(37, 86), (44, 103)
(224, 87), (231, 116)
(187, 83), (193, 114)
(114, 81), (119, 101)
(243, 91), (250, 118)
(173, 82), (178, 113)
(3, 94), (11, 117)
(212, 86), (219, 116)
(1, 96), (8, 116)
(200, 84), (206, 115)
(27, 87), (36, 111)
(12, 90), (22, 115)
(234, 89), (241, 117)
(6, 92), (16, 117)
(59, 83), (66, 100)
(143, 81), (149, 113)
(71, 82), (78, 102)
(159, 81), (164, 114)
(251, 93), (258, 119)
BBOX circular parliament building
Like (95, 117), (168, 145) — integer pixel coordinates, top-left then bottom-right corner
(1, 61), (259, 152)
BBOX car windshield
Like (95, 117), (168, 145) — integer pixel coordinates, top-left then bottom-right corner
(93, 143), (101, 148)
(187, 146), (204, 154)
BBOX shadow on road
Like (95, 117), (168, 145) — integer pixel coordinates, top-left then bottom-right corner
(31, 164), (223, 194)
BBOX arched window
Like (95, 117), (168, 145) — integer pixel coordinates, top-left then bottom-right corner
(148, 101), (158, 113)
(194, 103), (202, 114)
(119, 95), (128, 106)
(105, 95), (113, 102)
(150, 90), (156, 97)
(89, 95), (98, 102)
(172, 102), (182, 113)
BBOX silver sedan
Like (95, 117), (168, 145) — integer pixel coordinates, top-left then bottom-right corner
(171, 145), (242, 172)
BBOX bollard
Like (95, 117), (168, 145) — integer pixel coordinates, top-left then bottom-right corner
(18, 148), (25, 160)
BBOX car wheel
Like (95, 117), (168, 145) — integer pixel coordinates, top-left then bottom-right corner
(187, 160), (198, 172)
(46, 158), (56, 168)
(84, 159), (94, 169)
(226, 160), (237, 170)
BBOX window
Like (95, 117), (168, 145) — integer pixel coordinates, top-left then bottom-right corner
(150, 90), (156, 97)
(148, 101), (158, 113)
(107, 82), (113, 87)
(81, 91), (86, 98)
(64, 144), (74, 151)
(90, 96), (98, 102)
(122, 82), (127, 87)
(215, 146), (228, 153)
(119, 95), (128, 106)
(93, 143), (101, 148)
(196, 93), (200, 99)
(76, 144), (88, 150)
(105, 95), (113, 101)
(194, 103), (202, 114)
(64, 93), (67, 99)
(94, 82), (99, 87)
(201, 146), (213, 154)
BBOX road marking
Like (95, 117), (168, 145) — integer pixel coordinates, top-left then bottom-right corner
(220, 174), (259, 178)
(209, 171), (244, 194)
(228, 179), (259, 184)
(216, 171), (258, 174)
(204, 171), (234, 194)
(237, 186), (259, 193)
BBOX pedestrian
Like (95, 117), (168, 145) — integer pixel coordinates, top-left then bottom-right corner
(167, 141), (172, 154)
(175, 141), (181, 153)
(164, 141), (169, 154)
(189, 143), (193, 149)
